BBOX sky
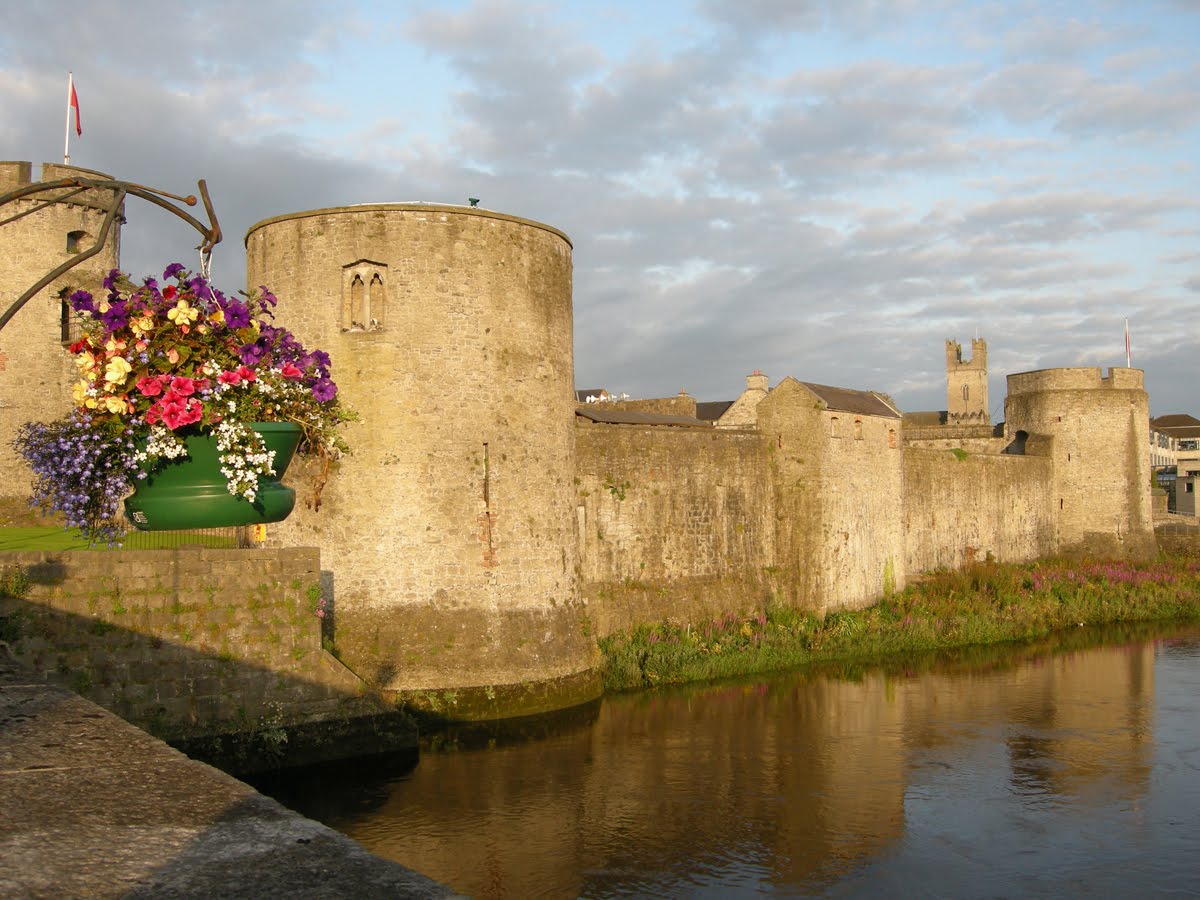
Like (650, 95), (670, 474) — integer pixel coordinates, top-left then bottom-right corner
(2, 0), (1198, 418)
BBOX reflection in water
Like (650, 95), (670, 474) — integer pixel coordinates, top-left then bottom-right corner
(257, 624), (1200, 898)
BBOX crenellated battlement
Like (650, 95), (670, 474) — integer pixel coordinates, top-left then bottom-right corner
(1008, 367), (1144, 395)
(0, 161), (34, 192)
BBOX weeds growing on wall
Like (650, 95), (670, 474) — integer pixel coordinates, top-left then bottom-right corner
(599, 552), (1200, 691)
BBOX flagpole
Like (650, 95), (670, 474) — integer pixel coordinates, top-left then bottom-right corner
(64, 72), (73, 165)
(1125, 317), (1131, 368)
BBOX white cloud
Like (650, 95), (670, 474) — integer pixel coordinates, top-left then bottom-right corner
(2, 0), (1198, 417)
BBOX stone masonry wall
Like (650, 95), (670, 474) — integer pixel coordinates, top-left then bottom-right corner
(575, 423), (777, 636)
(903, 448), (1056, 573)
(0, 548), (386, 749)
(601, 394), (699, 417)
(757, 379), (907, 612)
(245, 205), (600, 714)
(1005, 367), (1156, 559)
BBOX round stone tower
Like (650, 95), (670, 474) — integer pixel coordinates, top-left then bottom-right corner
(0, 162), (122, 513)
(1005, 367), (1155, 559)
(245, 203), (600, 718)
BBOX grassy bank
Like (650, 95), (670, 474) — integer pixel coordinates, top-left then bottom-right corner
(599, 553), (1200, 691)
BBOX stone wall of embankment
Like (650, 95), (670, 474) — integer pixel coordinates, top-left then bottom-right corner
(0, 547), (413, 770)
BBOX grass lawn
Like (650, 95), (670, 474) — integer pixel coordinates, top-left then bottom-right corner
(0, 527), (239, 551)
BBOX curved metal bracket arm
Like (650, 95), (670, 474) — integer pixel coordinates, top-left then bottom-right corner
(0, 175), (222, 333)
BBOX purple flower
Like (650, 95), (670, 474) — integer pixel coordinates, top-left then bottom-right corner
(163, 263), (186, 280)
(70, 290), (95, 313)
(312, 379), (338, 402)
(222, 300), (251, 329)
(100, 300), (129, 332)
(239, 341), (268, 366)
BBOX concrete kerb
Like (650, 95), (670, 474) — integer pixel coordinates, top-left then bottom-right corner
(0, 645), (462, 899)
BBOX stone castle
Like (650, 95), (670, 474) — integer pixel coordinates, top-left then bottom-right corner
(0, 162), (1157, 719)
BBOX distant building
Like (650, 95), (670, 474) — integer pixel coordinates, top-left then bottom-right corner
(1152, 415), (1200, 473)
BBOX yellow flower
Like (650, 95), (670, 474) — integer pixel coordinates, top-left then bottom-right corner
(71, 380), (92, 405)
(103, 395), (129, 415)
(130, 315), (156, 337)
(75, 353), (100, 381)
(209, 308), (225, 326)
(167, 300), (199, 327)
(104, 356), (132, 385)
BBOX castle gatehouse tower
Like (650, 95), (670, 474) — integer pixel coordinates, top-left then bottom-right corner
(245, 203), (599, 717)
(0, 162), (122, 499)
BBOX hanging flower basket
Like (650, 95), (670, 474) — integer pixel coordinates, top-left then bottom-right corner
(12, 264), (352, 543)
(124, 421), (302, 530)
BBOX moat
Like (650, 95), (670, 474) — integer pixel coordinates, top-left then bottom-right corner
(254, 621), (1200, 898)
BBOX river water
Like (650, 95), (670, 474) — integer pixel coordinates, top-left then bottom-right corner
(256, 623), (1200, 898)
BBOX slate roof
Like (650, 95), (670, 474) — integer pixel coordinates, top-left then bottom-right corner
(575, 407), (711, 427)
(799, 382), (901, 419)
(695, 400), (734, 422)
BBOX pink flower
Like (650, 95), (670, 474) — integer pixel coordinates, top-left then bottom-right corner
(236, 366), (256, 383)
(170, 376), (197, 396)
(218, 371), (242, 386)
(155, 390), (204, 429)
(279, 363), (304, 380)
(136, 375), (166, 397)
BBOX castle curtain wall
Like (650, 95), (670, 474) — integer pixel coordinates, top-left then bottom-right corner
(575, 422), (776, 636)
(902, 449), (1056, 573)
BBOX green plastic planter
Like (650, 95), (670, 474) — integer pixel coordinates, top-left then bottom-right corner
(124, 422), (303, 531)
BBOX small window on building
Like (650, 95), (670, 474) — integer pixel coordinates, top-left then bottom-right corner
(831, 416), (840, 438)
(59, 288), (84, 343)
(888, 428), (897, 449)
(1188, 483), (1194, 494)
(66, 230), (87, 254)
(369, 273), (386, 328)
(962, 385), (969, 402)
(349, 275), (365, 328)
(854, 419), (863, 440)
(342, 259), (389, 331)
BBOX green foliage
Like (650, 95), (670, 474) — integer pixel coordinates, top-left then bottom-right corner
(603, 474), (631, 501)
(950, 448), (969, 461)
(0, 564), (30, 600)
(600, 553), (1200, 691)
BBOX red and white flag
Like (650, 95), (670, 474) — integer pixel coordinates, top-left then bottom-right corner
(64, 72), (82, 164)
(69, 74), (82, 136)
